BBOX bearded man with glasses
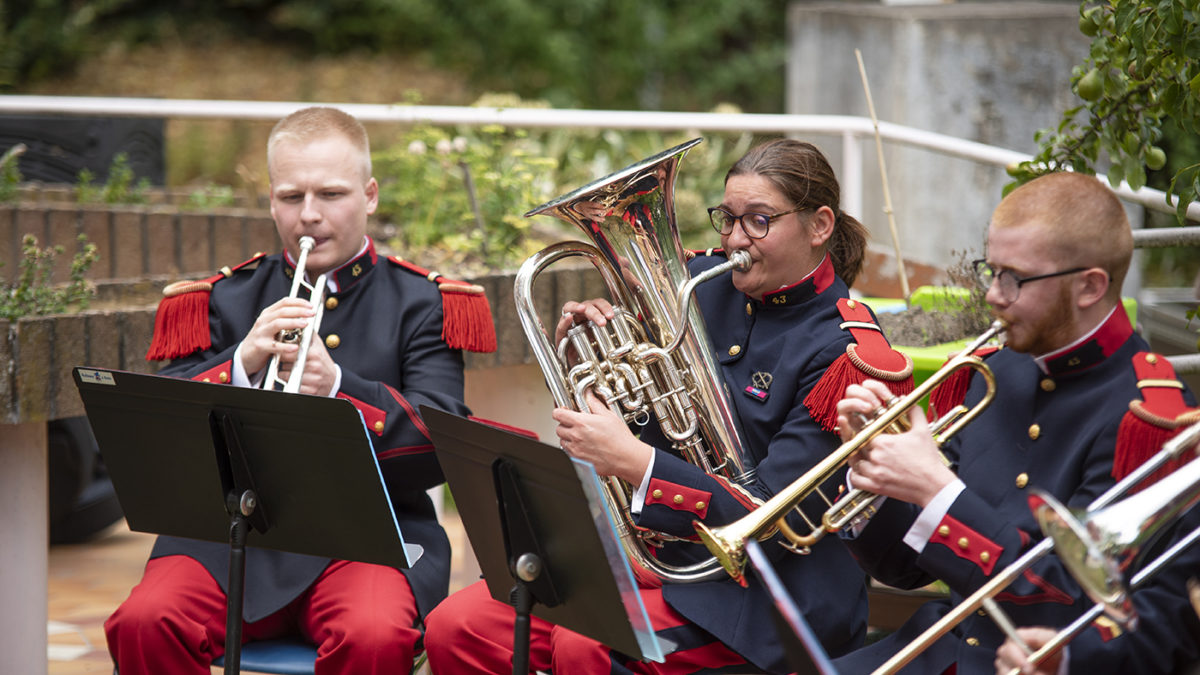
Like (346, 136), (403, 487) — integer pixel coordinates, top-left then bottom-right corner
(830, 171), (1199, 675)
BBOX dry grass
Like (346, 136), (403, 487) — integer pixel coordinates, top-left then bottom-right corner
(23, 37), (476, 198)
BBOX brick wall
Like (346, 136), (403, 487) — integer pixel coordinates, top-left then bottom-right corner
(0, 202), (279, 285)
(0, 199), (608, 423)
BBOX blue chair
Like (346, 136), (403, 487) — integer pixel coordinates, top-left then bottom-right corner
(212, 637), (317, 674)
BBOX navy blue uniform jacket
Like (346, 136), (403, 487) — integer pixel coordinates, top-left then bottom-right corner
(834, 306), (1200, 674)
(635, 252), (882, 674)
(150, 240), (470, 622)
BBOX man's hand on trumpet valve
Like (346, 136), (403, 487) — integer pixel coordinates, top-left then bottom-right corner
(835, 379), (957, 509)
(994, 627), (1061, 675)
(553, 389), (652, 484)
(274, 336), (337, 397)
(239, 296), (317, 375)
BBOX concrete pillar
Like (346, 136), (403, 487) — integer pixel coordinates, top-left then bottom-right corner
(788, 2), (1090, 271)
(464, 363), (557, 443)
(0, 422), (49, 675)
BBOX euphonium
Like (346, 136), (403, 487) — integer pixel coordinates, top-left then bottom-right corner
(263, 235), (328, 393)
(515, 138), (756, 586)
(696, 319), (1005, 586)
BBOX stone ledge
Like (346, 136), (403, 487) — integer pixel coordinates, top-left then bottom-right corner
(0, 263), (611, 425)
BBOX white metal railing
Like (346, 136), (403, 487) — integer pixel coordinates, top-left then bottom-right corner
(2, 94), (1199, 225)
(3, 94), (1199, 370)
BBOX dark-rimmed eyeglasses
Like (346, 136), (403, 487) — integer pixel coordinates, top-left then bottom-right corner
(707, 206), (809, 240)
(972, 258), (1088, 303)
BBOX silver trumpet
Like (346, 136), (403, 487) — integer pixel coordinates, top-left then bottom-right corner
(999, 420), (1200, 674)
(875, 418), (1200, 675)
(263, 235), (327, 393)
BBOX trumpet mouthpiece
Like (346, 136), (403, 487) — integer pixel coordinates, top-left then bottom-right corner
(729, 250), (751, 272)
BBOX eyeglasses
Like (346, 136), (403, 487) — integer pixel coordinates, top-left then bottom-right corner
(707, 206), (809, 240)
(972, 258), (1088, 303)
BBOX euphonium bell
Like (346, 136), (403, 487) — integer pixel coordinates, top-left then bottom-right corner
(516, 138), (756, 586)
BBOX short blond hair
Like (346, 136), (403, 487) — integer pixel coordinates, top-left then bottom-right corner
(267, 106), (372, 181)
(991, 172), (1131, 300)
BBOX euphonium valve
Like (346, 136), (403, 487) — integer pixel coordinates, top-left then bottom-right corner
(516, 138), (757, 586)
(263, 235), (328, 393)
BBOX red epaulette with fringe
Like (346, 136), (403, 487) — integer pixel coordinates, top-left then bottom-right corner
(145, 252), (267, 361)
(388, 257), (496, 353)
(685, 247), (725, 260)
(804, 298), (915, 431)
(1114, 352), (1200, 490)
(928, 344), (1002, 419)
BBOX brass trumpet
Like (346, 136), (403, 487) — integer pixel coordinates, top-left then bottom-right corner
(263, 235), (327, 393)
(695, 319), (1005, 586)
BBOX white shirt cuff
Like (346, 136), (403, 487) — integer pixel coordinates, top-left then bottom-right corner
(903, 478), (966, 553)
(629, 450), (657, 516)
(232, 343), (259, 388)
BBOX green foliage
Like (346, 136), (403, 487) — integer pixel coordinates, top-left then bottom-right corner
(372, 99), (761, 271)
(8, 0), (789, 112)
(75, 153), (151, 204)
(184, 184), (236, 210)
(373, 124), (557, 270)
(0, 0), (138, 88)
(1006, 0), (1200, 223)
(0, 143), (24, 202)
(0, 234), (98, 320)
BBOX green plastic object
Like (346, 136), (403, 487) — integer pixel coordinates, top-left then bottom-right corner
(862, 286), (1138, 388)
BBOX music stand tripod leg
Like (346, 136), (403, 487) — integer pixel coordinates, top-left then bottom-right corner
(211, 410), (272, 675)
(224, 504), (252, 675)
(495, 460), (563, 675)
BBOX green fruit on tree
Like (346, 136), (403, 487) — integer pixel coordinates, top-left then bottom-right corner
(1077, 68), (1103, 101)
(1146, 146), (1167, 171)
(1079, 7), (1101, 36)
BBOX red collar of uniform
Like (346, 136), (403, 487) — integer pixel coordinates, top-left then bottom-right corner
(283, 237), (377, 293)
(759, 254), (836, 307)
(1039, 304), (1133, 376)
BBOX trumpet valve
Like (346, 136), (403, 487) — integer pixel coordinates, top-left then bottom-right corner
(276, 328), (302, 344)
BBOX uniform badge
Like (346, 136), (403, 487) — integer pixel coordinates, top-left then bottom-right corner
(744, 371), (772, 402)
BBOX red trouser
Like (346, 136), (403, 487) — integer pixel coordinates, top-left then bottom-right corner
(105, 555), (422, 675)
(424, 579), (750, 674)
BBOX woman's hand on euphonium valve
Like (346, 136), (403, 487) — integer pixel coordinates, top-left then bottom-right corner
(553, 390), (653, 484)
(239, 297), (317, 376)
(555, 298), (616, 365)
(836, 379), (956, 509)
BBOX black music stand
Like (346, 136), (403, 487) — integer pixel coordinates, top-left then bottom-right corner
(745, 538), (840, 675)
(421, 406), (671, 674)
(73, 367), (421, 675)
